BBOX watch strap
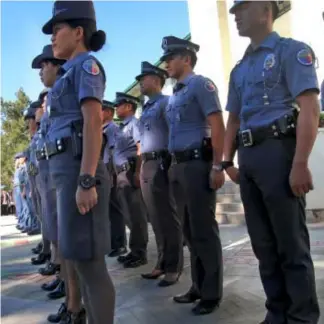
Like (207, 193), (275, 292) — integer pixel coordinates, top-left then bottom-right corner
(221, 161), (234, 170)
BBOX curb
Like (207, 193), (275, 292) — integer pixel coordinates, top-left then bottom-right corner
(1, 235), (41, 248)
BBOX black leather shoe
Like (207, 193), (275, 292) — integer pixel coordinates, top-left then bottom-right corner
(60, 308), (86, 324)
(31, 253), (51, 265)
(31, 242), (43, 254)
(117, 252), (134, 264)
(27, 228), (41, 235)
(124, 256), (147, 268)
(141, 270), (164, 280)
(39, 263), (60, 276)
(109, 247), (127, 257)
(47, 280), (65, 300)
(47, 303), (67, 323)
(191, 300), (220, 315)
(41, 276), (61, 292)
(173, 290), (201, 304)
(158, 273), (180, 287)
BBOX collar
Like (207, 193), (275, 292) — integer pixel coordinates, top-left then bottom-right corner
(173, 73), (195, 93)
(120, 115), (134, 126)
(243, 32), (280, 57)
(145, 93), (163, 106)
(178, 72), (195, 86)
(102, 121), (109, 130)
(61, 52), (90, 73)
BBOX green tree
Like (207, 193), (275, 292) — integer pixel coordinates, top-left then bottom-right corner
(1, 88), (30, 189)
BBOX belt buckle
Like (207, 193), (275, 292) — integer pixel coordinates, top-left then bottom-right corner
(171, 153), (177, 164)
(241, 129), (253, 147)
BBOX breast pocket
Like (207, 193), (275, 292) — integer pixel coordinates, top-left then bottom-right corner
(51, 77), (68, 100)
(254, 66), (283, 102)
(177, 97), (195, 122)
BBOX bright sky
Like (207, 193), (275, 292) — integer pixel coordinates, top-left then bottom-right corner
(1, 0), (190, 102)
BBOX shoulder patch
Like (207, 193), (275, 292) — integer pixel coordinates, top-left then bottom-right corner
(297, 48), (313, 66)
(204, 79), (216, 92)
(82, 59), (100, 75)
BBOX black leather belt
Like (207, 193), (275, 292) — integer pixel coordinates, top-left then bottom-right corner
(238, 114), (296, 148)
(141, 150), (168, 162)
(116, 158), (136, 175)
(36, 148), (46, 161)
(171, 148), (204, 164)
(116, 162), (131, 175)
(44, 137), (70, 159)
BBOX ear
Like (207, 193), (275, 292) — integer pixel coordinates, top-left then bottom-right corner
(183, 53), (191, 66)
(74, 26), (84, 42)
(126, 103), (132, 112)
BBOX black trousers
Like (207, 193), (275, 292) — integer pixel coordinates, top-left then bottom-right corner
(169, 159), (223, 301)
(238, 138), (319, 324)
(140, 159), (183, 273)
(116, 169), (148, 257)
(108, 171), (127, 250)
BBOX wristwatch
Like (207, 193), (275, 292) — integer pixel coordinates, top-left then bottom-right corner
(78, 174), (96, 190)
(221, 161), (234, 170)
(212, 163), (223, 172)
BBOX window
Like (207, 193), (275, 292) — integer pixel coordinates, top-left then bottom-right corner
(277, 1), (291, 19)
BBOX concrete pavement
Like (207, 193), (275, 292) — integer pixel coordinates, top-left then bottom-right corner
(1, 215), (324, 324)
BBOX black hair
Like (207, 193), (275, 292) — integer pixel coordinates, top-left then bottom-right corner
(179, 50), (197, 68)
(38, 90), (48, 103)
(67, 19), (106, 52)
(130, 103), (137, 113)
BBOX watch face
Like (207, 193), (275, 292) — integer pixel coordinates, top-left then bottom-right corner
(80, 175), (96, 189)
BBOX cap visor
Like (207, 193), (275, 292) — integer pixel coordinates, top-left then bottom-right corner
(135, 73), (148, 81)
(42, 17), (54, 35)
(31, 54), (44, 69)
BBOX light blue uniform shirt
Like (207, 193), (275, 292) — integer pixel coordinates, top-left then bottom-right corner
(113, 116), (140, 167)
(165, 73), (222, 152)
(103, 121), (119, 164)
(226, 32), (319, 130)
(46, 52), (105, 142)
(139, 93), (169, 154)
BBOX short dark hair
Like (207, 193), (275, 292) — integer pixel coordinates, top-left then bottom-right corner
(67, 19), (106, 52)
(179, 50), (197, 68)
(43, 59), (65, 67)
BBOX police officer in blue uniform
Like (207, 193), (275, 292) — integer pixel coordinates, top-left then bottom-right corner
(224, 2), (320, 323)
(23, 103), (42, 236)
(32, 47), (65, 284)
(113, 92), (149, 268)
(42, 1), (115, 323)
(15, 153), (32, 232)
(160, 36), (225, 315)
(13, 154), (25, 229)
(102, 100), (127, 257)
(135, 61), (183, 286)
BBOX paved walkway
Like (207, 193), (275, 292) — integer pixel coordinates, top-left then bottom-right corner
(1, 215), (324, 324)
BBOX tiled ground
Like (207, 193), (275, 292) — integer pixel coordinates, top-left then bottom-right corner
(1, 216), (324, 324)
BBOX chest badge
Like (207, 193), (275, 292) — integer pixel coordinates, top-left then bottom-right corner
(263, 53), (276, 71)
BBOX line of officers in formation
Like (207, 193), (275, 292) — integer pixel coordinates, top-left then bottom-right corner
(13, 0), (322, 323)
